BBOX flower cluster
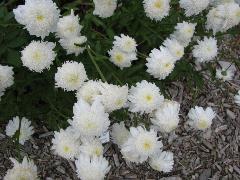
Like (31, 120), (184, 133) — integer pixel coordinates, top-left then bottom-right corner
(108, 34), (138, 69)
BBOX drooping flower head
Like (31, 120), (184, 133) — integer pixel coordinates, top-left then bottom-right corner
(4, 157), (38, 180)
(234, 90), (240, 106)
(93, 0), (118, 18)
(13, 0), (60, 38)
(111, 122), (130, 148)
(21, 41), (56, 73)
(163, 38), (185, 61)
(0, 64), (14, 91)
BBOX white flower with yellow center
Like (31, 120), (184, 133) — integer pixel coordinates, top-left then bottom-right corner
(79, 138), (104, 157)
(121, 126), (163, 163)
(93, 0), (118, 18)
(76, 80), (102, 104)
(128, 80), (164, 114)
(0, 64), (14, 91)
(179, 0), (210, 17)
(111, 122), (130, 148)
(163, 38), (184, 61)
(113, 34), (137, 53)
(143, 0), (170, 21)
(98, 83), (128, 112)
(4, 157), (38, 180)
(193, 37), (218, 63)
(51, 128), (81, 160)
(75, 154), (110, 180)
(149, 151), (174, 173)
(59, 36), (87, 56)
(21, 41), (56, 73)
(55, 61), (88, 91)
(151, 100), (180, 133)
(171, 21), (196, 47)
(13, 0), (60, 38)
(56, 9), (82, 39)
(70, 99), (110, 137)
(188, 106), (216, 130)
(5, 116), (34, 145)
(234, 90), (240, 106)
(146, 48), (176, 80)
(108, 48), (137, 69)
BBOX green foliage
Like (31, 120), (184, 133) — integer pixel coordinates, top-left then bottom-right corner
(0, 1), (238, 130)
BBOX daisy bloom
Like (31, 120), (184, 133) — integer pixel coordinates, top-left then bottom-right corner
(193, 37), (218, 63)
(234, 90), (240, 106)
(143, 0), (170, 21)
(111, 122), (130, 148)
(59, 36), (87, 56)
(0, 64), (14, 91)
(179, 0), (210, 17)
(79, 137), (104, 157)
(98, 83), (128, 112)
(146, 48), (175, 80)
(216, 68), (234, 81)
(56, 9), (82, 39)
(93, 0), (118, 18)
(21, 41), (56, 73)
(5, 116), (34, 145)
(4, 157), (38, 180)
(163, 38), (185, 61)
(113, 34), (137, 53)
(149, 151), (174, 173)
(55, 61), (88, 91)
(70, 99), (110, 137)
(121, 126), (163, 163)
(75, 154), (110, 180)
(13, 0), (60, 38)
(51, 128), (81, 160)
(108, 47), (137, 69)
(76, 80), (102, 104)
(151, 100), (180, 133)
(188, 106), (216, 130)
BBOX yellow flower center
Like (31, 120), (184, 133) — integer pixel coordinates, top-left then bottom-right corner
(198, 119), (208, 129)
(236, 10), (240, 17)
(154, 1), (162, 9)
(32, 51), (42, 61)
(36, 15), (44, 22)
(165, 62), (172, 68)
(94, 148), (102, 156)
(63, 146), (70, 153)
(145, 94), (153, 103)
(19, 176), (27, 180)
(85, 121), (97, 130)
(115, 54), (124, 63)
(176, 50), (183, 56)
(68, 74), (79, 84)
(143, 141), (152, 151)
(67, 26), (75, 33)
(115, 99), (123, 106)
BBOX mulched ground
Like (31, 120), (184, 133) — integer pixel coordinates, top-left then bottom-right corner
(0, 36), (239, 180)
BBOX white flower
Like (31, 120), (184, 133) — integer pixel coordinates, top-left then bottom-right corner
(149, 151), (174, 173)
(75, 154), (110, 180)
(113, 34), (137, 53)
(234, 90), (240, 106)
(51, 128), (81, 160)
(5, 116), (34, 145)
(188, 106), (216, 130)
(0, 65), (14, 91)
(56, 9), (82, 39)
(108, 47), (137, 69)
(21, 41), (56, 73)
(70, 99), (110, 137)
(93, 0), (117, 18)
(0, 90), (4, 101)
(121, 126), (163, 163)
(4, 157), (38, 180)
(98, 83), (128, 112)
(76, 80), (102, 104)
(171, 21), (196, 47)
(146, 48), (175, 80)
(163, 38), (184, 61)
(55, 61), (88, 91)
(206, 2), (240, 34)
(151, 100), (180, 133)
(128, 80), (164, 114)
(216, 68), (234, 81)
(210, 0), (235, 6)
(13, 0), (60, 38)
(111, 122), (130, 148)
(59, 36), (87, 56)
(143, 0), (170, 21)
(193, 37), (218, 63)
(79, 137), (104, 157)
(179, 0), (210, 17)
